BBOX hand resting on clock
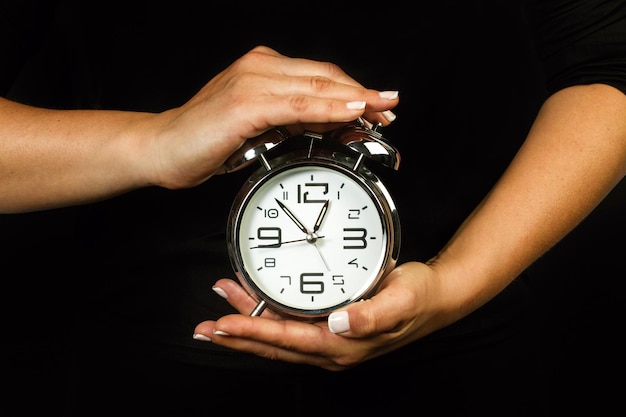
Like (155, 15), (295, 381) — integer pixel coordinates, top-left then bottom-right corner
(193, 83), (626, 371)
(0, 45), (398, 214)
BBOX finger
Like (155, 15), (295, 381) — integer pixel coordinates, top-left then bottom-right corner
(214, 332), (337, 369)
(233, 47), (399, 126)
(257, 74), (398, 112)
(246, 45), (368, 88)
(239, 92), (394, 132)
(218, 314), (330, 352)
(212, 278), (282, 319)
(195, 324), (339, 370)
(201, 314), (364, 370)
(363, 107), (398, 127)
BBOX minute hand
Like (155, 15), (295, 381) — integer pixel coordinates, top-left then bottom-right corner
(275, 199), (309, 234)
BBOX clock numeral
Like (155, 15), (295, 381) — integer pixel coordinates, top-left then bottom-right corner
(297, 183), (328, 204)
(256, 227), (282, 248)
(300, 272), (324, 294)
(264, 208), (279, 218)
(332, 275), (345, 286)
(337, 183), (345, 200)
(348, 259), (369, 271)
(343, 228), (367, 249)
(264, 258), (276, 268)
(348, 206), (368, 219)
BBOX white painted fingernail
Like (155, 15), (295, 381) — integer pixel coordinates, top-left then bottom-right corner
(379, 90), (399, 99)
(193, 333), (212, 342)
(383, 110), (397, 122)
(213, 286), (228, 299)
(346, 101), (366, 110)
(360, 118), (373, 129)
(213, 330), (230, 336)
(328, 311), (350, 334)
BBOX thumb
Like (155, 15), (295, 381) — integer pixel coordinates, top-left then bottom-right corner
(326, 262), (426, 338)
(326, 296), (399, 339)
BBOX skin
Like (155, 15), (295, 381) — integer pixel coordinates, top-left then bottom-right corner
(193, 83), (626, 371)
(0, 45), (398, 214)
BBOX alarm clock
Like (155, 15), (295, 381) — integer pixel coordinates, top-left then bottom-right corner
(224, 119), (400, 319)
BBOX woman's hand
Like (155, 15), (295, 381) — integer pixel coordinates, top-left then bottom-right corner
(192, 84), (626, 371)
(0, 45), (398, 213)
(192, 262), (457, 371)
(145, 45), (399, 189)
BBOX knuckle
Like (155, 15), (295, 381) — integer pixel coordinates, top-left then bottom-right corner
(289, 95), (313, 112)
(309, 75), (334, 92)
(320, 61), (343, 79)
(331, 353), (362, 370)
(239, 48), (264, 66)
(350, 305), (380, 336)
(249, 44), (272, 54)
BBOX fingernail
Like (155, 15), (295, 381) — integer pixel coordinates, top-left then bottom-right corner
(328, 310), (350, 334)
(213, 330), (230, 336)
(346, 101), (366, 110)
(382, 110), (397, 122)
(193, 333), (212, 342)
(213, 286), (228, 299)
(379, 90), (399, 100)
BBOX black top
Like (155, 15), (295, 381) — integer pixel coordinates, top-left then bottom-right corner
(1, 1), (625, 415)
(526, 0), (626, 94)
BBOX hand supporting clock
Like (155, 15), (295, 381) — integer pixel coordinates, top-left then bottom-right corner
(193, 84), (626, 372)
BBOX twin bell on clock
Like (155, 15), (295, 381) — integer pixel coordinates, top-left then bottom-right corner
(223, 118), (401, 320)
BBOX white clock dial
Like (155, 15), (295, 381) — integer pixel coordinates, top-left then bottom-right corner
(232, 163), (391, 317)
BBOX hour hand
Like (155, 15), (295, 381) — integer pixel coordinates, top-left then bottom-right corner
(274, 199), (309, 234)
(313, 200), (330, 233)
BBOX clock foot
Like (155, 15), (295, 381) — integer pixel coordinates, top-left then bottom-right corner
(250, 300), (267, 317)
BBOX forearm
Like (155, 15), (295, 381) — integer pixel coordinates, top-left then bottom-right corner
(428, 84), (626, 317)
(0, 46), (401, 214)
(0, 97), (159, 213)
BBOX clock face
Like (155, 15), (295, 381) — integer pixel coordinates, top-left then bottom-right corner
(229, 162), (395, 317)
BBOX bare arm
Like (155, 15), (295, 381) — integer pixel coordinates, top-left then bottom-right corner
(195, 83), (626, 370)
(0, 100), (156, 213)
(0, 46), (398, 213)
(426, 83), (626, 324)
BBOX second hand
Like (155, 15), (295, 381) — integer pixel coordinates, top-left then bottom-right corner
(250, 236), (325, 249)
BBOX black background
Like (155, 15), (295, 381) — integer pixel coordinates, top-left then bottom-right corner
(1, 1), (624, 415)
